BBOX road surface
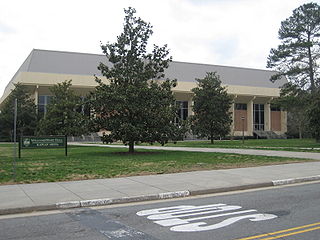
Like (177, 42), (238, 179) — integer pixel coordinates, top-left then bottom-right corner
(1, 182), (319, 240)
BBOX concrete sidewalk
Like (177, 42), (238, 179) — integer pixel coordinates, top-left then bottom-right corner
(69, 143), (320, 160)
(1, 162), (320, 215)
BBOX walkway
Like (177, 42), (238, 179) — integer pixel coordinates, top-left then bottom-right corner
(69, 143), (320, 160)
(1, 161), (320, 215)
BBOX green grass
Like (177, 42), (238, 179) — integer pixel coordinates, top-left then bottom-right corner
(138, 138), (320, 152)
(0, 143), (315, 185)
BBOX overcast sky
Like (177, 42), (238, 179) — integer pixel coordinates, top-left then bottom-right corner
(0, 0), (315, 97)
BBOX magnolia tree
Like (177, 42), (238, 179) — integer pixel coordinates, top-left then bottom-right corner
(0, 84), (37, 141)
(191, 72), (233, 144)
(90, 8), (185, 153)
(38, 80), (89, 136)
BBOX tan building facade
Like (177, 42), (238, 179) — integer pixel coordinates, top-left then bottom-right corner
(0, 49), (287, 137)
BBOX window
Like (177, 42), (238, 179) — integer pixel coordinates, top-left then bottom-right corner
(79, 96), (91, 116)
(253, 104), (264, 130)
(235, 103), (247, 110)
(38, 95), (53, 115)
(175, 101), (188, 124)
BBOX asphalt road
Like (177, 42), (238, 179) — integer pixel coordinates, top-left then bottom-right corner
(1, 182), (320, 240)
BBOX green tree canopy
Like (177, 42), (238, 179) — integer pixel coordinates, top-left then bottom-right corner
(267, 2), (320, 91)
(90, 7), (183, 153)
(272, 82), (310, 138)
(308, 90), (320, 141)
(191, 72), (233, 144)
(38, 80), (88, 136)
(0, 84), (37, 141)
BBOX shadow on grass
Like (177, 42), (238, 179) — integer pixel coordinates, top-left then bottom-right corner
(68, 148), (163, 158)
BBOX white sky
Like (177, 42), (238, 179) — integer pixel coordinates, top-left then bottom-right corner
(0, 0), (315, 97)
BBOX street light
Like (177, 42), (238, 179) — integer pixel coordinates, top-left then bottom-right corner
(241, 116), (245, 144)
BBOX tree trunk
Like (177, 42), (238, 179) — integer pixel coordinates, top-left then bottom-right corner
(298, 123), (303, 139)
(299, 130), (302, 139)
(210, 133), (214, 144)
(307, 34), (315, 92)
(129, 141), (134, 153)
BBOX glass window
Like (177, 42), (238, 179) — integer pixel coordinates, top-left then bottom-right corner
(235, 103), (247, 110)
(253, 104), (265, 130)
(39, 96), (45, 104)
(175, 101), (188, 123)
(38, 95), (53, 114)
(38, 105), (45, 113)
(47, 96), (52, 104)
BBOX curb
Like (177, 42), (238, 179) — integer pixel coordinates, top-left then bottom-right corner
(272, 175), (320, 186)
(57, 191), (190, 209)
(189, 182), (273, 196)
(0, 204), (57, 216)
(1, 176), (319, 216)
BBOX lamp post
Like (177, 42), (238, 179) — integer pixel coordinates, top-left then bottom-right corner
(241, 116), (245, 144)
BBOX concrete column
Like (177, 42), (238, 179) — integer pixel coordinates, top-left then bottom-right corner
(188, 97), (194, 117)
(34, 85), (39, 105)
(230, 95), (237, 136)
(247, 96), (255, 136)
(34, 85), (39, 114)
(230, 102), (235, 135)
(265, 97), (273, 131)
(281, 110), (287, 133)
(265, 103), (271, 131)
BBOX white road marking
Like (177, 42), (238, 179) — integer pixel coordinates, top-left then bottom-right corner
(137, 204), (225, 216)
(137, 203), (277, 232)
(170, 213), (277, 232)
(154, 209), (257, 227)
(147, 205), (242, 220)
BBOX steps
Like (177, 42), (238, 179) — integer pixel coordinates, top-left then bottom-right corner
(253, 130), (286, 139)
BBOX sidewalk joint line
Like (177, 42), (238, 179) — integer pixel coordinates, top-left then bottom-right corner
(18, 185), (36, 205)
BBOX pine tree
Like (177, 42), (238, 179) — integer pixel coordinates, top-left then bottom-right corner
(267, 2), (320, 92)
(272, 82), (310, 139)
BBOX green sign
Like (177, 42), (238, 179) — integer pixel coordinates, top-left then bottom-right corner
(21, 136), (65, 148)
(19, 136), (67, 158)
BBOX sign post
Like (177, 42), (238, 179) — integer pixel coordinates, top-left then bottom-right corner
(241, 116), (245, 145)
(19, 136), (67, 158)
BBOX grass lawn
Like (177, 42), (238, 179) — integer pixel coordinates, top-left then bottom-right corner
(138, 138), (320, 152)
(0, 143), (315, 185)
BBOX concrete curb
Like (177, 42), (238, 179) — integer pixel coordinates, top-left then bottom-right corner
(0, 204), (57, 216)
(1, 176), (319, 216)
(272, 175), (320, 186)
(57, 190), (190, 209)
(189, 182), (273, 196)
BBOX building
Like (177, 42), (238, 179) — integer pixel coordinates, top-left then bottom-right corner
(0, 49), (287, 137)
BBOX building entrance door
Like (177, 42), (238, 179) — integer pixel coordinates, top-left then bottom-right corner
(253, 104), (264, 130)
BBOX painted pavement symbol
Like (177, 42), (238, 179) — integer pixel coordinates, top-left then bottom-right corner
(136, 203), (277, 232)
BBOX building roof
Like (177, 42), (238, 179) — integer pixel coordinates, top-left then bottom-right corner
(13, 49), (286, 88)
